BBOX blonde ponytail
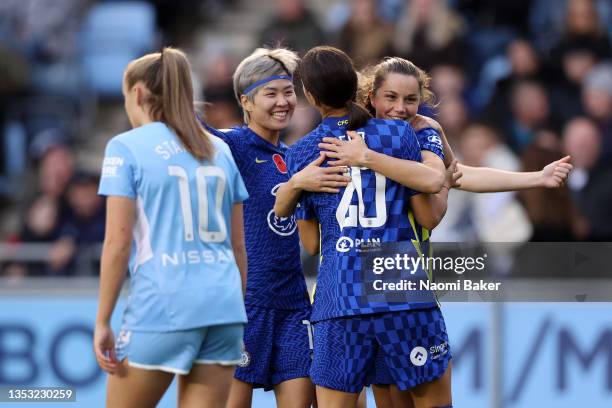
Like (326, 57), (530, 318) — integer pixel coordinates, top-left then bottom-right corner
(125, 47), (214, 161)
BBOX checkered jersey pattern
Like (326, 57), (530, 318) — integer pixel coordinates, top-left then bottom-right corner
(208, 125), (309, 309)
(311, 308), (451, 392)
(372, 307), (451, 390)
(286, 117), (437, 322)
(373, 345), (393, 385)
(416, 127), (445, 161)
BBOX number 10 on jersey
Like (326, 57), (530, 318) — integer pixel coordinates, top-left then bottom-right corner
(169, 165), (227, 243)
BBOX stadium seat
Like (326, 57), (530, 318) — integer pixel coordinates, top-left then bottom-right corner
(79, 1), (157, 98)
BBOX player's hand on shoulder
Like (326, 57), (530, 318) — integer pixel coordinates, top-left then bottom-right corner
(410, 114), (442, 133)
(319, 131), (369, 167)
(294, 152), (350, 193)
(540, 155), (573, 188)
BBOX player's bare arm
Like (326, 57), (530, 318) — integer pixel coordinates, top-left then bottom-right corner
(411, 158), (460, 230)
(94, 196), (134, 375)
(320, 131), (445, 193)
(297, 219), (320, 256)
(456, 157), (573, 192)
(230, 203), (247, 296)
(410, 114), (573, 192)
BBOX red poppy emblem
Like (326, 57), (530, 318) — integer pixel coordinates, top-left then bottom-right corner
(273, 154), (287, 174)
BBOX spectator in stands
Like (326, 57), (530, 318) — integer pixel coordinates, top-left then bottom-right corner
(546, 0), (611, 114)
(393, 0), (466, 70)
(547, 31), (604, 124)
(519, 137), (577, 241)
(59, 172), (105, 252)
(19, 195), (60, 245)
(403, 61), (467, 145)
(257, 0), (326, 54)
(551, 0), (611, 60)
(563, 117), (612, 241)
(31, 130), (75, 199)
(529, 0), (612, 54)
(422, 63), (468, 120)
(457, 0), (532, 36)
(201, 52), (242, 128)
(1, 188), (89, 277)
(453, 0), (523, 73)
(336, 0), (394, 69)
(483, 39), (543, 126)
(430, 64), (467, 99)
(1, 126), (82, 276)
(581, 63), (612, 160)
(149, 0), (221, 44)
(203, 100), (243, 130)
(507, 80), (551, 151)
(506, 37), (541, 78)
(0, 0), (91, 94)
(21, 171), (106, 277)
(0, 43), (30, 97)
(437, 94), (470, 146)
(2, 194), (60, 277)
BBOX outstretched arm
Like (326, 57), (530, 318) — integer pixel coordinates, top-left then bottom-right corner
(457, 156), (573, 192)
(409, 115), (574, 193)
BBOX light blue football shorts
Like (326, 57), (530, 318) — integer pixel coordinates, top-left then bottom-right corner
(115, 323), (244, 375)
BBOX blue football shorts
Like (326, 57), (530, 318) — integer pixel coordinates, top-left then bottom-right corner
(235, 305), (313, 390)
(311, 307), (451, 393)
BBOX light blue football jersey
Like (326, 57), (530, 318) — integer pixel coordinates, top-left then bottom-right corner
(99, 122), (248, 331)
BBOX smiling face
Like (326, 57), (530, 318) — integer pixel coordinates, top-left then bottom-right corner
(370, 73), (421, 121)
(242, 79), (297, 135)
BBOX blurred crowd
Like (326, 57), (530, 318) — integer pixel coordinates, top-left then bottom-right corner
(0, 0), (611, 277)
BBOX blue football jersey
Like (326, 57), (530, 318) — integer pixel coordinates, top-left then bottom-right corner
(414, 127), (444, 243)
(206, 125), (310, 310)
(98, 122), (248, 331)
(286, 116), (438, 322)
(416, 128), (444, 161)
